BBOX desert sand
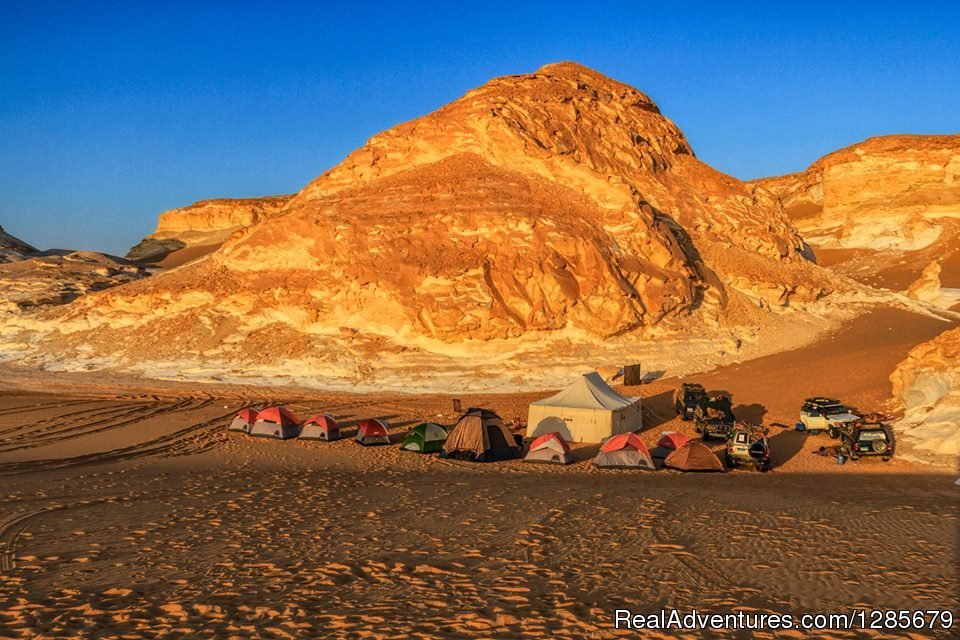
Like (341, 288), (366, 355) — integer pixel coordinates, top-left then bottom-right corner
(1, 307), (958, 639)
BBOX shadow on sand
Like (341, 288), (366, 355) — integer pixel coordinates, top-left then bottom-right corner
(733, 403), (768, 424)
(641, 390), (676, 433)
(767, 428), (810, 469)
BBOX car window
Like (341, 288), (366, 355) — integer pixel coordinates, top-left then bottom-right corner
(735, 433), (748, 444)
(858, 431), (886, 441)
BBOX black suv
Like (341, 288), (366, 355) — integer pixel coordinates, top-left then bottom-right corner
(674, 382), (706, 421)
(840, 422), (894, 461)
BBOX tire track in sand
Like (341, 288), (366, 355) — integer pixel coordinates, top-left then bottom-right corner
(0, 398), (207, 452)
(0, 403), (233, 477)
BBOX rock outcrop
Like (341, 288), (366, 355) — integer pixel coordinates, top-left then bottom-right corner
(127, 195), (294, 262)
(754, 135), (960, 251)
(3, 63), (850, 389)
(890, 326), (960, 463)
(0, 226), (152, 315)
(0, 224), (38, 263)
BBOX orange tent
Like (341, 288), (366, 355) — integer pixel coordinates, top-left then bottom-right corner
(593, 433), (655, 469)
(301, 414), (341, 441)
(664, 440), (725, 472)
(652, 431), (690, 458)
(228, 407), (260, 433)
(524, 432), (573, 465)
(250, 406), (300, 440)
(356, 419), (390, 446)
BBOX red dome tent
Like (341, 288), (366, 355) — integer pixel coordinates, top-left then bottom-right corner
(592, 432), (655, 470)
(652, 431), (690, 458)
(250, 406), (301, 440)
(355, 419), (391, 446)
(300, 414), (341, 441)
(524, 432), (573, 465)
(228, 407), (260, 434)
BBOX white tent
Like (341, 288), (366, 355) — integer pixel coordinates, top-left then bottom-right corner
(526, 372), (643, 443)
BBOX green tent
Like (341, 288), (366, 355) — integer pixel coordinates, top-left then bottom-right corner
(400, 422), (448, 453)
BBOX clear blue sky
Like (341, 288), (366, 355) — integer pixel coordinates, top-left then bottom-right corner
(1, 1), (957, 255)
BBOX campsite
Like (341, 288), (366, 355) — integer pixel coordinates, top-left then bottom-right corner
(2, 5), (959, 637)
(0, 313), (958, 638)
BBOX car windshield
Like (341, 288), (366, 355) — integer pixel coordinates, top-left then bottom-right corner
(858, 430), (887, 442)
(822, 404), (848, 416)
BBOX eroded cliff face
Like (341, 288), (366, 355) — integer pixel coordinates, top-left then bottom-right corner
(2, 63), (852, 389)
(754, 135), (960, 251)
(127, 195), (293, 262)
(891, 326), (960, 463)
(209, 62), (835, 341)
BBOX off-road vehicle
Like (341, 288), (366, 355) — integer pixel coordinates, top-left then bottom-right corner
(674, 382), (706, 421)
(725, 423), (771, 472)
(840, 422), (894, 461)
(799, 397), (860, 438)
(694, 393), (735, 441)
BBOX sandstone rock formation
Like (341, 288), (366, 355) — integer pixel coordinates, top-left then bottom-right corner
(2, 63), (851, 389)
(905, 260), (960, 309)
(0, 225), (152, 315)
(0, 224), (38, 262)
(891, 326), (960, 463)
(127, 195), (293, 263)
(754, 135), (960, 251)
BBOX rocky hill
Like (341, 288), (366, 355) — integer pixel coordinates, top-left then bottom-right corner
(127, 195), (294, 263)
(2, 63), (856, 389)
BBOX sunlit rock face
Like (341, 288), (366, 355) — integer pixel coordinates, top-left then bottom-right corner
(4, 63), (846, 388)
(127, 196), (294, 262)
(754, 135), (960, 251)
(891, 327), (960, 464)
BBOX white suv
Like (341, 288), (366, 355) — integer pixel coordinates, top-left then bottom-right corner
(799, 397), (860, 438)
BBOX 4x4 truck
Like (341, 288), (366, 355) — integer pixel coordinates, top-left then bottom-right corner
(725, 423), (771, 472)
(840, 422), (894, 462)
(800, 397), (860, 438)
(694, 393), (735, 441)
(674, 383), (706, 421)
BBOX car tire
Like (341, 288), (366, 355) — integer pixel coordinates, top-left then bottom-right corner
(829, 427), (839, 439)
(810, 429), (821, 436)
(882, 456), (892, 462)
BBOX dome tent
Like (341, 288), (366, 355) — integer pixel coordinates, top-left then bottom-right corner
(400, 422), (448, 453)
(228, 407), (261, 434)
(301, 414), (341, 441)
(592, 432), (655, 470)
(355, 418), (391, 446)
(442, 408), (521, 462)
(250, 406), (300, 440)
(652, 431), (690, 458)
(523, 432), (573, 465)
(664, 440), (725, 472)
(527, 372), (642, 443)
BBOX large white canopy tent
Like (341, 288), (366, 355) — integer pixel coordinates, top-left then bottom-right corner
(526, 372), (642, 443)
